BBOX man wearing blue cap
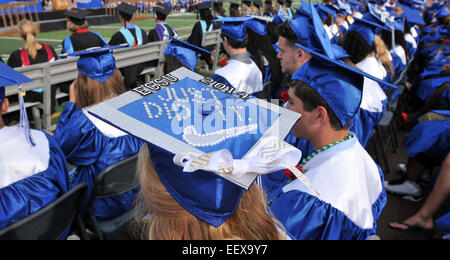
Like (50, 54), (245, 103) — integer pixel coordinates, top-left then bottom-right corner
(210, 17), (263, 94)
(0, 62), (71, 234)
(261, 57), (387, 240)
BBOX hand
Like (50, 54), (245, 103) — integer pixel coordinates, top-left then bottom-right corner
(69, 80), (77, 103)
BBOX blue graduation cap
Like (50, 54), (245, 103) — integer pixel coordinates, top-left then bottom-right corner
(0, 62), (34, 145)
(87, 67), (303, 227)
(244, 15), (271, 36)
(212, 17), (254, 41)
(163, 35), (212, 71)
(292, 0), (399, 116)
(58, 44), (128, 83)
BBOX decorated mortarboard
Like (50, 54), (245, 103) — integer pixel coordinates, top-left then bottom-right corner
(293, 0), (399, 106)
(65, 8), (89, 25)
(0, 62), (34, 145)
(335, 0), (352, 16)
(213, 17), (254, 41)
(87, 67), (311, 227)
(117, 2), (138, 18)
(58, 44), (128, 83)
(163, 35), (211, 71)
(153, 2), (172, 16)
(273, 2), (292, 24)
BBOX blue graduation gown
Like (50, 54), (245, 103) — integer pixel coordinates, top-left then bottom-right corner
(53, 102), (144, 220)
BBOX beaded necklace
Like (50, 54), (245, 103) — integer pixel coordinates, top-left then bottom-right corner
(267, 133), (354, 206)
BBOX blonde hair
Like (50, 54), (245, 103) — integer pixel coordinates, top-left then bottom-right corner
(19, 19), (38, 60)
(373, 35), (395, 78)
(132, 144), (285, 240)
(67, 19), (88, 33)
(75, 69), (125, 108)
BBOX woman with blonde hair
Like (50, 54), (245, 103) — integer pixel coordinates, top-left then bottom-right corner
(131, 143), (285, 240)
(53, 47), (144, 222)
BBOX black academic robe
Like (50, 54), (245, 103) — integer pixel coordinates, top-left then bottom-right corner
(186, 20), (221, 68)
(109, 26), (149, 90)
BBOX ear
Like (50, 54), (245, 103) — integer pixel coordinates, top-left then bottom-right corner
(1, 98), (9, 115)
(313, 106), (329, 125)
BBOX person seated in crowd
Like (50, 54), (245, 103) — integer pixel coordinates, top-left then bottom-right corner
(52, 46), (144, 221)
(186, 1), (221, 70)
(109, 2), (149, 90)
(389, 152), (450, 240)
(261, 54), (387, 240)
(264, 0), (276, 16)
(131, 143), (285, 240)
(275, 0), (293, 20)
(7, 19), (58, 115)
(148, 2), (178, 42)
(210, 17), (262, 94)
(229, 2), (241, 17)
(61, 9), (107, 54)
(0, 63), (71, 237)
(213, 0), (227, 18)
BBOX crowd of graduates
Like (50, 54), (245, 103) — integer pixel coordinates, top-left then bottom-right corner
(0, 0), (449, 240)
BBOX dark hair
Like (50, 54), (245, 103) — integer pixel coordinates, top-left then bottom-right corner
(288, 80), (346, 130)
(200, 9), (213, 25)
(247, 28), (282, 85)
(222, 34), (249, 49)
(155, 11), (167, 21)
(339, 30), (373, 64)
(380, 29), (408, 63)
(277, 21), (299, 45)
(267, 22), (279, 44)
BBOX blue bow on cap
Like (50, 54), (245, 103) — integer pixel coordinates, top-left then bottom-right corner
(213, 17), (254, 41)
(0, 62), (34, 145)
(292, 58), (364, 128)
(59, 44), (128, 83)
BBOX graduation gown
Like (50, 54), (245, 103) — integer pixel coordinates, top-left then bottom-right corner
(352, 56), (389, 147)
(53, 102), (144, 220)
(0, 127), (70, 232)
(261, 134), (387, 240)
(109, 24), (149, 90)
